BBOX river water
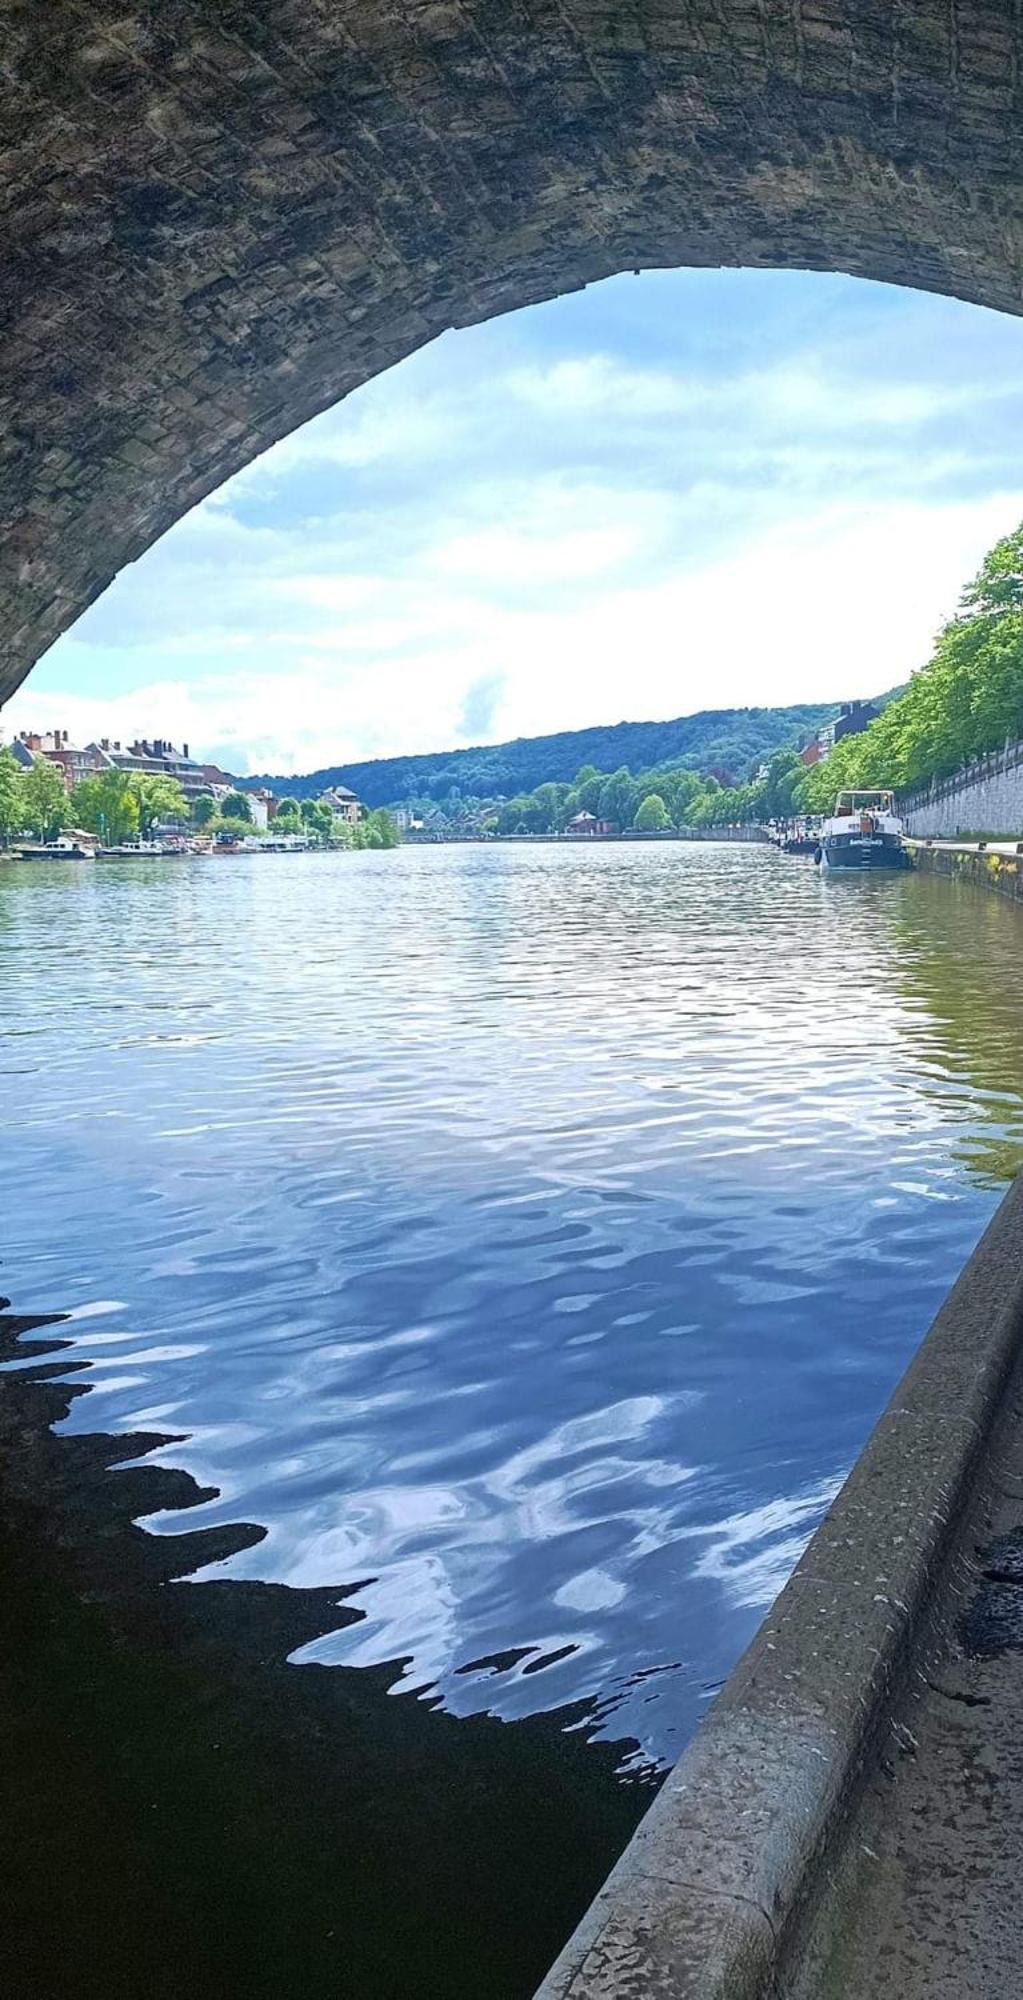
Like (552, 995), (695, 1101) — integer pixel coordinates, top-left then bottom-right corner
(3, 841), (1023, 1997)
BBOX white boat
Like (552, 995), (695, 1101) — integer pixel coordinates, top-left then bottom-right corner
(96, 839), (175, 858)
(816, 790), (910, 872)
(17, 835), (95, 861)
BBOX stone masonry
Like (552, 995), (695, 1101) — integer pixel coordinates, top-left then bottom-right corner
(903, 738), (1023, 836)
(4, 2), (1023, 700)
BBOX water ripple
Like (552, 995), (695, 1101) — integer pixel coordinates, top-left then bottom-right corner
(3, 842), (1023, 1765)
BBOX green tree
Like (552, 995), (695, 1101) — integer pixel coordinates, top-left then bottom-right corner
(21, 757), (69, 841)
(798, 521), (1023, 813)
(758, 749), (803, 819)
(191, 792), (217, 827)
(70, 770), (140, 846)
(365, 808), (400, 848)
(573, 765), (604, 814)
(633, 792), (670, 831)
(497, 792), (542, 834)
(275, 795), (300, 817)
(598, 766), (639, 830)
(961, 521), (1023, 616)
(300, 800), (334, 840)
(0, 747), (23, 844)
(532, 782), (569, 832)
(130, 773), (188, 835)
(221, 790), (253, 824)
(683, 775), (720, 825)
(656, 769), (703, 824)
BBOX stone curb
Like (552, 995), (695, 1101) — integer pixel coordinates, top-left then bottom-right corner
(535, 1173), (1023, 1998)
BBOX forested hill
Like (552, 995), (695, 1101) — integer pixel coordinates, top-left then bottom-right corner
(248, 703), (840, 805)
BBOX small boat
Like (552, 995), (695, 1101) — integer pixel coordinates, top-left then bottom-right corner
(97, 839), (174, 859)
(816, 790), (910, 872)
(781, 820), (821, 856)
(17, 835), (95, 861)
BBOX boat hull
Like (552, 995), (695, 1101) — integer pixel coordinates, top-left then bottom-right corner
(820, 834), (909, 871)
(16, 846), (93, 861)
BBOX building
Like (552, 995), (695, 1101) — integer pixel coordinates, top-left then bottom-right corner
(197, 761), (235, 790)
(799, 700), (879, 770)
(4, 727), (248, 812)
(245, 790), (282, 831)
(833, 699), (880, 744)
(8, 728), (108, 790)
(95, 738), (215, 802)
(565, 811), (615, 838)
(319, 785), (363, 825)
(800, 721), (836, 767)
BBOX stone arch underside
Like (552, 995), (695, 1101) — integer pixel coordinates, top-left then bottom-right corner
(3, 1), (1023, 705)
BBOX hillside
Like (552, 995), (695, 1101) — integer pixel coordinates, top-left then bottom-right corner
(247, 703), (843, 806)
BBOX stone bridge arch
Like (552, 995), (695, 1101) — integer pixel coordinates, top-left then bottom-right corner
(3, 2), (1022, 703)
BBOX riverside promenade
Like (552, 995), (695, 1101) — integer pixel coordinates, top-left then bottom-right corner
(536, 1172), (1023, 1999)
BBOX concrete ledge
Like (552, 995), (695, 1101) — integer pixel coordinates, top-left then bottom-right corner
(536, 1174), (1023, 1998)
(906, 838), (1023, 907)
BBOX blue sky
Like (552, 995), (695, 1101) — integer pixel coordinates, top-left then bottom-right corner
(8, 267), (1023, 776)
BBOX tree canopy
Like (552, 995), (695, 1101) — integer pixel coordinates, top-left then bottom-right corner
(633, 792), (670, 831)
(20, 758), (68, 841)
(797, 522), (1023, 812)
(133, 774), (188, 834)
(70, 770), (140, 845)
(70, 768), (189, 843)
(0, 747), (23, 842)
(221, 789), (253, 823)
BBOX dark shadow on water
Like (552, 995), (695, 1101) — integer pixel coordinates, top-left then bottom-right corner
(0, 1303), (653, 2000)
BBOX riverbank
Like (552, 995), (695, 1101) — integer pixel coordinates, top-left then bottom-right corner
(407, 824), (768, 845)
(908, 837), (1023, 909)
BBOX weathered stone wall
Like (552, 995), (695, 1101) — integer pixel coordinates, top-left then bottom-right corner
(903, 742), (1023, 837)
(911, 841), (1023, 907)
(5, 2), (1023, 701)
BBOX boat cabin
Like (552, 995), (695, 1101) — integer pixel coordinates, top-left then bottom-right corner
(831, 790), (898, 834)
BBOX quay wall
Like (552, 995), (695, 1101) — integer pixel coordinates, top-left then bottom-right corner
(901, 737), (1023, 836)
(909, 839), (1023, 908)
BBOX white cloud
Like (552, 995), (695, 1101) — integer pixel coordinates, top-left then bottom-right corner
(9, 489), (1020, 777)
(507, 351), (1012, 434)
(223, 394), (460, 493)
(509, 354), (698, 417)
(14, 269), (1023, 774)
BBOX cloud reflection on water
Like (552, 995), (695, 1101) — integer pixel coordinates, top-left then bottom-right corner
(2, 844), (1023, 1768)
